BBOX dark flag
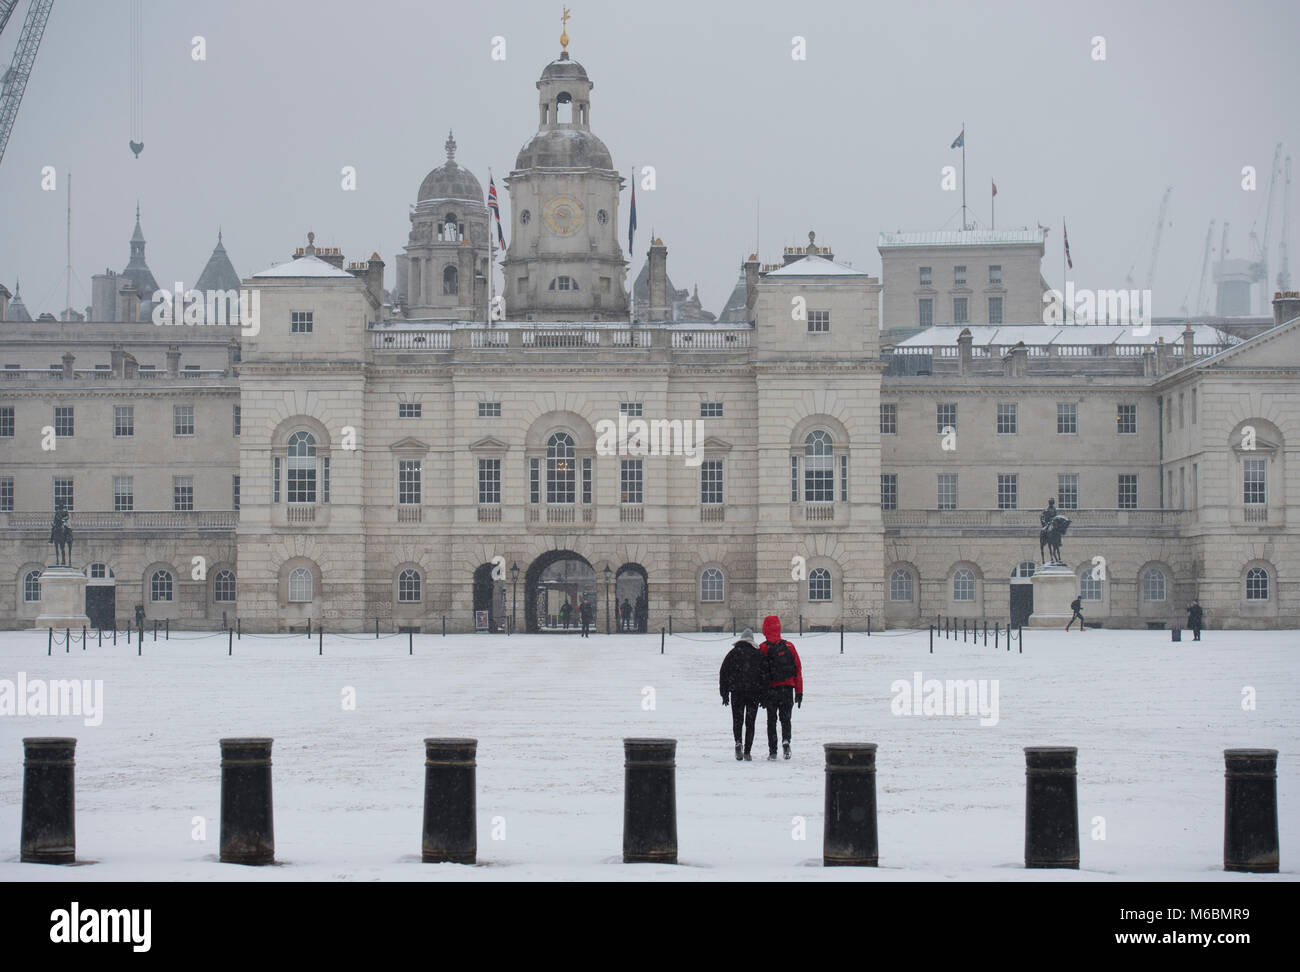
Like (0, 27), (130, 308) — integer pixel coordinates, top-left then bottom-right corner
(1064, 221), (1073, 269)
(488, 177), (506, 251)
(628, 178), (637, 253)
(950, 128), (964, 149)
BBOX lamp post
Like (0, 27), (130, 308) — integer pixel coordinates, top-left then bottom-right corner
(510, 562), (519, 635)
(604, 564), (612, 635)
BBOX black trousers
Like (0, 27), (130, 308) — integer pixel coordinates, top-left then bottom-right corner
(1066, 609), (1084, 630)
(730, 694), (760, 751)
(581, 619), (590, 637)
(766, 686), (795, 751)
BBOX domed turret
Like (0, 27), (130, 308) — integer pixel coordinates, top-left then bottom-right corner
(418, 133), (484, 203)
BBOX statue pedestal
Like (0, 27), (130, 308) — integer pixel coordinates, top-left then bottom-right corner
(1028, 564), (1078, 628)
(34, 566), (91, 630)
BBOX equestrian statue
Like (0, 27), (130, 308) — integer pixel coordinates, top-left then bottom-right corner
(1038, 498), (1070, 566)
(49, 502), (74, 566)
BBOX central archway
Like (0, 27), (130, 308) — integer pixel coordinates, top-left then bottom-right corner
(525, 550), (597, 633)
(615, 563), (648, 633)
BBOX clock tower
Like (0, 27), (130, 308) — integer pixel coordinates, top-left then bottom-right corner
(502, 21), (628, 321)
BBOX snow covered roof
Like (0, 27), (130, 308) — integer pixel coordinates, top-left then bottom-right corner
(252, 254), (356, 279)
(765, 254), (871, 277)
(896, 323), (1232, 347)
(878, 229), (1045, 248)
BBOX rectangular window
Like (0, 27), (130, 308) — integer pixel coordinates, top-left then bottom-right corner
(918, 298), (933, 327)
(880, 403), (897, 434)
(0, 477), (12, 512)
(322, 457), (330, 504)
(996, 402), (1017, 434)
(619, 402), (643, 417)
(937, 473), (957, 510)
(173, 404), (194, 436)
(291, 310), (313, 333)
(1191, 388), (1197, 424)
(232, 405), (241, 437)
(987, 296), (1003, 325)
(936, 403), (957, 433)
(954, 265), (966, 285)
(287, 448), (316, 502)
(997, 473), (1018, 510)
(54, 477), (74, 511)
(880, 474), (897, 511)
(173, 476), (194, 511)
(1243, 458), (1266, 505)
(621, 459), (644, 504)
(581, 458), (592, 505)
(807, 310), (830, 332)
(1178, 392), (1185, 429)
(113, 476), (133, 512)
(1118, 473), (1138, 509)
(840, 454), (848, 502)
(1057, 402), (1077, 434)
(398, 403), (422, 419)
(232, 475), (240, 511)
(700, 402), (723, 418)
(1057, 473), (1079, 510)
(0, 406), (13, 437)
(1117, 403), (1137, 434)
(529, 458), (540, 504)
(1166, 401), (1172, 433)
(478, 459), (501, 504)
(478, 401), (501, 417)
(398, 460), (422, 504)
(272, 457), (281, 504)
(1179, 466), (1185, 507)
(701, 459), (724, 505)
(1167, 469), (1174, 505)
(953, 297), (968, 324)
(138, 364), (156, 372)
(919, 266), (932, 286)
(989, 265), (1002, 285)
(1192, 463), (1198, 507)
(790, 456), (799, 502)
(54, 406), (74, 438)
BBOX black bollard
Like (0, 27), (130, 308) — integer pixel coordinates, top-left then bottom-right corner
(983, 621), (987, 647)
(1223, 749), (1279, 873)
(137, 623), (143, 655)
(867, 614), (871, 636)
(963, 618), (967, 642)
(623, 738), (677, 864)
(995, 622), (1000, 650)
(421, 738), (477, 864)
(219, 738), (275, 865)
(823, 743), (878, 866)
(1024, 747), (1079, 869)
(732, 617), (736, 636)
(113, 625), (117, 646)
(20, 737), (77, 864)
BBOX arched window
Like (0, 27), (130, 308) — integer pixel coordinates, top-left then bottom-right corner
(1012, 562), (1036, 579)
(1246, 566), (1270, 601)
(952, 568), (976, 601)
(546, 432), (576, 504)
(700, 567), (724, 602)
(443, 264), (458, 296)
(398, 568), (422, 603)
(804, 430), (834, 502)
(213, 569), (236, 603)
(808, 568), (832, 601)
(88, 563), (108, 579)
(441, 214), (459, 241)
(548, 276), (578, 291)
(889, 568), (913, 601)
(287, 431), (317, 503)
(24, 570), (41, 602)
(556, 92), (573, 124)
(1142, 568), (1166, 602)
(1078, 569), (1103, 601)
(151, 569), (173, 602)
(288, 567), (313, 603)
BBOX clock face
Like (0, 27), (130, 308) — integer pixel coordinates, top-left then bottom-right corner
(542, 195), (584, 236)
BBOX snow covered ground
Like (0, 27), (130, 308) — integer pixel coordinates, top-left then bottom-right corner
(0, 625), (1296, 881)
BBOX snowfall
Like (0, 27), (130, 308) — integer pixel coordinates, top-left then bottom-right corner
(0, 625), (1295, 881)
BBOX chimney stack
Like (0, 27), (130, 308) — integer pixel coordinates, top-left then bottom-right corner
(61, 350), (75, 379)
(166, 345), (181, 376)
(957, 327), (973, 375)
(1273, 291), (1300, 329)
(648, 238), (669, 320)
(743, 254), (760, 320)
(0, 283), (9, 321)
(117, 280), (140, 323)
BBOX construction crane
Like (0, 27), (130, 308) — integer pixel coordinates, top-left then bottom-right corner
(0, 0), (54, 170)
(1278, 156), (1292, 293)
(1247, 142), (1284, 310)
(1125, 186), (1173, 291)
(1191, 220), (1215, 317)
(0, 1), (21, 36)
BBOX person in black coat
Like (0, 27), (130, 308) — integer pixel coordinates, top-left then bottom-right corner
(1066, 595), (1085, 631)
(579, 601), (592, 637)
(719, 628), (767, 760)
(1187, 600), (1204, 641)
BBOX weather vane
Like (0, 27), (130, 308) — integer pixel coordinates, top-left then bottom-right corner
(561, 7), (571, 54)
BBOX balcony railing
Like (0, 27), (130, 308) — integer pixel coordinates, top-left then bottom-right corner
(286, 504), (316, 523)
(620, 506), (644, 522)
(370, 323), (753, 353)
(397, 505), (422, 523)
(700, 506), (725, 522)
(881, 508), (1187, 528)
(526, 505), (596, 525)
(801, 503), (836, 522)
(478, 506), (502, 522)
(1, 510), (236, 530)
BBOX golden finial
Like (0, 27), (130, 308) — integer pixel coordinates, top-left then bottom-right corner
(560, 7), (571, 54)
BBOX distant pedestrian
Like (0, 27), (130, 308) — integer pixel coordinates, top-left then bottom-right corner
(758, 616), (803, 760)
(559, 601), (572, 630)
(719, 628), (767, 760)
(620, 598), (633, 632)
(635, 593), (647, 632)
(1187, 600), (1204, 641)
(134, 603), (145, 628)
(1066, 595), (1085, 631)
(579, 601), (592, 638)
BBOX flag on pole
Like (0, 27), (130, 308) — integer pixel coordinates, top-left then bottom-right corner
(628, 177), (637, 254)
(487, 176), (506, 252)
(1063, 221), (1073, 269)
(950, 128), (964, 149)
(991, 180), (998, 197)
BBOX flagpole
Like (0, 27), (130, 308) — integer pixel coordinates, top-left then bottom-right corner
(1063, 219), (1068, 324)
(961, 121), (967, 231)
(991, 180), (995, 230)
(487, 167), (495, 327)
(629, 167), (636, 325)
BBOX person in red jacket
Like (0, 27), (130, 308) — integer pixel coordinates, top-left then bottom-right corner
(759, 615), (803, 760)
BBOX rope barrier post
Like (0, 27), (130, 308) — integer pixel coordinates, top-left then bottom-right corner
(409, 629), (413, 656)
(47, 628), (52, 655)
(319, 625), (323, 656)
(840, 623), (843, 654)
(1019, 625), (1023, 653)
(668, 616), (673, 637)
(376, 618), (379, 639)
(867, 614), (871, 636)
(660, 627), (665, 655)
(138, 623), (142, 655)
(237, 617), (241, 640)
(799, 615), (803, 637)
(228, 628), (233, 656)
(153, 619), (157, 642)
(65, 628), (69, 654)
(442, 616), (446, 637)
(306, 618), (311, 639)
(165, 618), (169, 640)
(929, 625), (933, 653)
(97, 627), (101, 648)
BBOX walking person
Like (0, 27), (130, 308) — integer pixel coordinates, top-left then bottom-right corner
(758, 616), (802, 760)
(579, 600), (592, 638)
(719, 628), (766, 760)
(1187, 599), (1204, 641)
(620, 598), (633, 632)
(1065, 595), (1086, 631)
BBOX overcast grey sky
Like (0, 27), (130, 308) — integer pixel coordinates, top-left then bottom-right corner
(1, 0), (1297, 320)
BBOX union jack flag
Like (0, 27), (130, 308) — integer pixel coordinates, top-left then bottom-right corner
(488, 176), (506, 251)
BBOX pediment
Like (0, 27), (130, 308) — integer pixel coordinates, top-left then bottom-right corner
(389, 436), (431, 453)
(703, 436), (734, 454)
(469, 435), (511, 452)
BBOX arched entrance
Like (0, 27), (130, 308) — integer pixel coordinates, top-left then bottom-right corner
(525, 550), (597, 633)
(472, 563), (506, 632)
(84, 563), (116, 628)
(615, 563), (648, 633)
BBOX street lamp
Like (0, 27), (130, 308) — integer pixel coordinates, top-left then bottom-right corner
(604, 564), (612, 635)
(510, 561), (520, 635)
